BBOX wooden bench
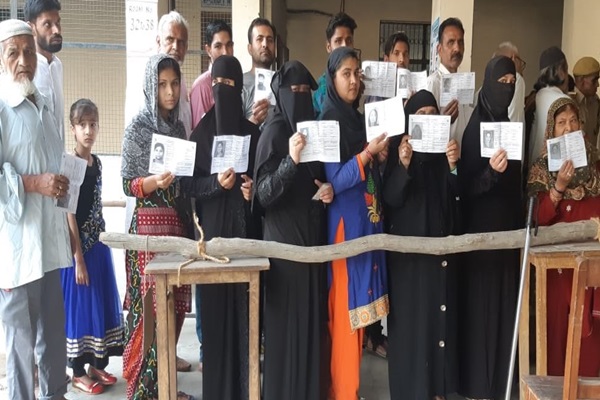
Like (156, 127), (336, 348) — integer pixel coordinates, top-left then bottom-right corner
(521, 255), (600, 399)
(145, 254), (270, 400)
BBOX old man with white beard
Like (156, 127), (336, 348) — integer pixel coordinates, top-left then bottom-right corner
(0, 19), (71, 400)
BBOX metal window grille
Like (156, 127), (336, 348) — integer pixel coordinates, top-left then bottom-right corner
(199, 10), (231, 72)
(379, 20), (431, 72)
(1, 1), (231, 156)
(1, 0), (127, 155)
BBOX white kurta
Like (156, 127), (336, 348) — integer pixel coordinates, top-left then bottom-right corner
(426, 63), (474, 146)
(33, 53), (64, 141)
(509, 73), (526, 124)
(0, 89), (71, 289)
(528, 86), (569, 167)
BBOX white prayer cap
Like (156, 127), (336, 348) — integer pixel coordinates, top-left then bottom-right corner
(0, 19), (33, 43)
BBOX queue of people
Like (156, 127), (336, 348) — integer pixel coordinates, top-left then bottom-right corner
(1, 3), (600, 400)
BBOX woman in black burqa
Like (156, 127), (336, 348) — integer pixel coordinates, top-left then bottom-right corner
(254, 60), (333, 400)
(383, 89), (461, 400)
(184, 54), (261, 400)
(458, 55), (522, 400)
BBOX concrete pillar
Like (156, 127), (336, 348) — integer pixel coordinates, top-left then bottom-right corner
(562, 0), (600, 89)
(430, 0), (474, 73)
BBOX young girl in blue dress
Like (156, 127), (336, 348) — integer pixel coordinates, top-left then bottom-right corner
(61, 99), (124, 395)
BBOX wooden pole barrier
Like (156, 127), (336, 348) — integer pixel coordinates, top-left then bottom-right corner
(100, 220), (599, 263)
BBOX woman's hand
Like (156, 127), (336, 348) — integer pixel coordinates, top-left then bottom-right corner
(75, 259), (89, 286)
(446, 139), (459, 170)
(377, 146), (389, 164)
(155, 171), (175, 190)
(144, 171), (175, 194)
(240, 174), (253, 201)
(555, 160), (575, 192)
(489, 149), (508, 173)
(399, 135), (413, 169)
(289, 132), (306, 164)
(218, 168), (236, 190)
(367, 133), (388, 155)
(314, 179), (334, 204)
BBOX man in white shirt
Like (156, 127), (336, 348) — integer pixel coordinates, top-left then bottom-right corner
(427, 17), (473, 145)
(156, 11), (193, 138)
(25, 0), (64, 141)
(528, 46), (569, 168)
(0, 19), (71, 400)
(241, 17), (276, 128)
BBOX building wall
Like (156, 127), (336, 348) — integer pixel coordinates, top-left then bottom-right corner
(562, 0), (600, 94)
(471, 0), (564, 92)
(286, 0), (432, 78)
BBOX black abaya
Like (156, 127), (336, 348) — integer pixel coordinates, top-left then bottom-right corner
(458, 56), (522, 399)
(254, 61), (329, 400)
(383, 90), (461, 399)
(184, 55), (261, 400)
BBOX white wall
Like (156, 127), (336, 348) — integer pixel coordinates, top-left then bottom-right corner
(563, 0), (600, 96)
(471, 0), (564, 91)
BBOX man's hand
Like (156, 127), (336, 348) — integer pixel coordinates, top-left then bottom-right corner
(249, 99), (270, 126)
(443, 99), (459, 123)
(23, 173), (70, 198)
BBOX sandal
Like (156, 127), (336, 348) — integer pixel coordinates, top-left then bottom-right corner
(177, 391), (196, 400)
(176, 356), (192, 372)
(88, 366), (117, 386)
(72, 375), (104, 395)
(365, 336), (388, 358)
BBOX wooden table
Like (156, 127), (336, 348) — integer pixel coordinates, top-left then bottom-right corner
(145, 254), (270, 400)
(518, 241), (600, 398)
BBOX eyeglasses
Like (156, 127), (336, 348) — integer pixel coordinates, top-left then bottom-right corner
(515, 56), (527, 71)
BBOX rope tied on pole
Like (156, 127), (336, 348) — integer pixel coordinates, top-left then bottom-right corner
(176, 214), (230, 287)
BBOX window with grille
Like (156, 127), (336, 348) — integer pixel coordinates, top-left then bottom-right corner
(199, 10), (231, 72)
(379, 21), (431, 72)
(0, 1), (232, 155)
(0, 7), (23, 20)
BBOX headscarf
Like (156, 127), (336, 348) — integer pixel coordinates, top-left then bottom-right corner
(254, 60), (317, 176)
(460, 56), (520, 203)
(121, 54), (184, 179)
(476, 55), (516, 122)
(190, 55), (259, 177)
(212, 55), (243, 135)
(527, 97), (600, 199)
(385, 90), (440, 176)
(320, 47), (365, 162)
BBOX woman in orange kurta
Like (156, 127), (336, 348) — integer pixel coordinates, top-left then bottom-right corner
(320, 47), (389, 400)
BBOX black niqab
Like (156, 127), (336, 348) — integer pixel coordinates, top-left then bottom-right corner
(460, 55), (522, 222)
(476, 56), (516, 122)
(320, 47), (365, 162)
(212, 55), (244, 135)
(254, 60), (317, 178)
